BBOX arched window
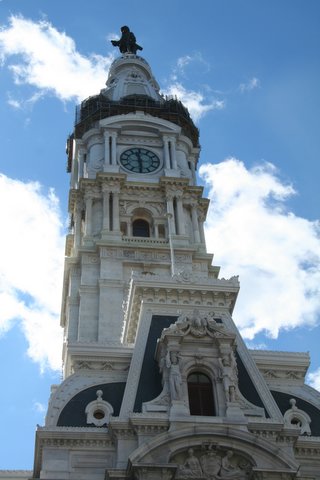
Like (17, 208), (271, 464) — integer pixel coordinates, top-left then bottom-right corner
(132, 219), (150, 237)
(187, 372), (215, 416)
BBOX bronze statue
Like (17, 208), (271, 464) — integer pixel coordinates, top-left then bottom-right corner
(111, 26), (143, 54)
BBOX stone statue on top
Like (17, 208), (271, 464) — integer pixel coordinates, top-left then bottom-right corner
(111, 26), (143, 54)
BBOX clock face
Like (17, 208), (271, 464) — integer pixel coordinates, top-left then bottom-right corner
(120, 148), (160, 173)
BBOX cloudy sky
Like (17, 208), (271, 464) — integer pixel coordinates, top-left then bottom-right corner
(0, 0), (319, 469)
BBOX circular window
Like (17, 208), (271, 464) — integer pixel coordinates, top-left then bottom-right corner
(93, 409), (105, 420)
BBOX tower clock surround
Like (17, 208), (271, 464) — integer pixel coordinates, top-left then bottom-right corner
(119, 147), (161, 173)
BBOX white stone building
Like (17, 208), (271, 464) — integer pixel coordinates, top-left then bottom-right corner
(3, 43), (320, 480)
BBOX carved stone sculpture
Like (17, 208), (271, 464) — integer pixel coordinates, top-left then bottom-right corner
(200, 446), (221, 478)
(219, 352), (238, 403)
(166, 351), (183, 401)
(178, 448), (203, 478)
(219, 450), (247, 479)
(174, 447), (250, 480)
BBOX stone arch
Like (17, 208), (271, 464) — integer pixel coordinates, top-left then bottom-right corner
(131, 207), (153, 237)
(187, 371), (215, 416)
(183, 356), (223, 416)
(128, 426), (299, 475)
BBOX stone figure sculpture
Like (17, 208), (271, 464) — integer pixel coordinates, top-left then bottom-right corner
(219, 450), (246, 478)
(219, 352), (238, 403)
(175, 447), (250, 480)
(166, 351), (183, 401)
(179, 448), (203, 478)
(111, 26), (143, 54)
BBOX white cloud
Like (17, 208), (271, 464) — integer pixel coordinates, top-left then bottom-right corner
(7, 94), (22, 109)
(0, 174), (65, 371)
(200, 158), (320, 340)
(33, 401), (47, 414)
(177, 54), (193, 71)
(175, 52), (210, 76)
(163, 82), (224, 122)
(239, 77), (260, 92)
(0, 17), (221, 123)
(163, 52), (221, 122)
(307, 368), (320, 391)
(106, 32), (120, 42)
(0, 15), (114, 103)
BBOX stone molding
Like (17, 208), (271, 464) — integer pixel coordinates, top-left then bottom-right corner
(33, 428), (114, 478)
(251, 350), (310, 386)
(127, 426), (300, 476)
(123, 274), (239, 344)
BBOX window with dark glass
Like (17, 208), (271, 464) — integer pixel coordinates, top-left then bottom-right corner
(132, 219), (150, 237)
(187, 372), (215, 416)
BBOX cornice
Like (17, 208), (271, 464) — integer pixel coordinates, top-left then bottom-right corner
(160, 176), (190, 187)
(34, 428), (114, 478)
(295, 436), (320, 457)
(250, 350), (310, 385)
(123, 273), (239, 344)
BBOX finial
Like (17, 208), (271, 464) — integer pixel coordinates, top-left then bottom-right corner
(111, 26), (143, 54)
(96, 390), (103, 400)
(289, 398), (297, 409)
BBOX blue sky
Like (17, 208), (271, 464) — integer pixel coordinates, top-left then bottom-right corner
(0, 0), (319, 470)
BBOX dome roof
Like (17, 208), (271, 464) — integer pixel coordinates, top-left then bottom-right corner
(101, 54), (163, 102)
(73, 54), (199, 147)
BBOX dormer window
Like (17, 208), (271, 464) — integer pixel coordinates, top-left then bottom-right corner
(188, 372), (215, 416)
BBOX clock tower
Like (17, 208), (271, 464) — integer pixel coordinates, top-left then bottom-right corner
(31, 36), (320, 480)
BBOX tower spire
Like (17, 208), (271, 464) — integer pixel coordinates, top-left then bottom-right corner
(30, 33), (320, 480)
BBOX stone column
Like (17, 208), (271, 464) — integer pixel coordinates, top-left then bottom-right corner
(166, 194), (176, 235)
(111, 132), (117, 166)
(154, 223), (159, 239)
(176, 193), (185, 235)
(127, 220), (132, 236)
(78, 147), (86, 180)
(190, 156), (196, 183)
(163, 136), (171, 169)
(167, 194), (176, 276)
(112, 190), (120, 232)
(102, 187), (110, 232)
(191, 204), (201, 243)
(198, 212), (206, 244)
(169, 138), (177, 170)
(84, 195), (93, 237)
(74, 202), (82, 248)
(103, 131), (111, 169)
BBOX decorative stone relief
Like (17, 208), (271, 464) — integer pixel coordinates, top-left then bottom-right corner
(142, 311), (265, 418)
(173, 445), (252, 479)
(165, 310), (229, 339)
(283, 398), (311, 435)
(72, 360), (129, 372)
